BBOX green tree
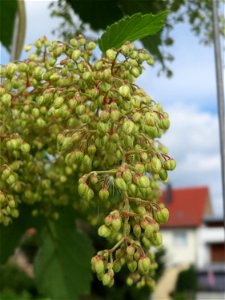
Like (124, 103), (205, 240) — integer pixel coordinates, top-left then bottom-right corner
(1, 0), (224, 75)
(0, 12), (174, 299)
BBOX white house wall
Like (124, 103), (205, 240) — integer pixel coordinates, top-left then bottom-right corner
(197, 225), (225, 268)
(162, 226), (225, 268)
(161, 228), (197, 267)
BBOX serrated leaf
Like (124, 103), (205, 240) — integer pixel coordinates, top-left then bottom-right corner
(98, 11), (169, 52)
(34, 212), (94, 299)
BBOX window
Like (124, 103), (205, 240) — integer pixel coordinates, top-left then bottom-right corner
(173, 231), (187, 246)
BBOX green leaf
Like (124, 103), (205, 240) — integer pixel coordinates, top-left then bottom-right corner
(34, 212), (94, 299)
(0, 0), (18, 51)
(0, 206), (40, 265)
(98, 10), (169, 52)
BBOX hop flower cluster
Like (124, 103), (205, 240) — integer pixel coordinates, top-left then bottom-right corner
(0, 35), (175, 288)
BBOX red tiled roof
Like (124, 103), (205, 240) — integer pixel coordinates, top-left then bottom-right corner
(160, 186), (209, 228)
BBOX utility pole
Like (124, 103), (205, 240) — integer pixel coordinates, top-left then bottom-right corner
(211, 0), (225, 222)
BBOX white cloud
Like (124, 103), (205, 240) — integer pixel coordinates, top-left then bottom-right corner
(160, 104), (223, 215)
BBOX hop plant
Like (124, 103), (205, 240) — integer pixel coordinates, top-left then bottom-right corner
(0, 35), (175, 289)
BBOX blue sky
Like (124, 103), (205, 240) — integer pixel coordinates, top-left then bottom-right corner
(1, 0), (224, 215)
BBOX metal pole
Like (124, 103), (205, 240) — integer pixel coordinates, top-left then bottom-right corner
(211, 0), (225, 221)
(10, 0), (26, 61)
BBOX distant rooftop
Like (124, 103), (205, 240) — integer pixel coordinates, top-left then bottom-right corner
(161, 186), (211, 228)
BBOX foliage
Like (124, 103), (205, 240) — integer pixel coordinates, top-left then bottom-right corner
(98, 11), (169, 53)
(0, 0), (18, 50)
(34, 210), (94, 299)
(172, 265), (197, 300)
(0, 229), (166, 299)
(0, 0), (26, 60)
(0, 263), (37, 297)
(0, 13), (175, 299)
(175, 265), (197, 292)
(49, 0), (225, 76)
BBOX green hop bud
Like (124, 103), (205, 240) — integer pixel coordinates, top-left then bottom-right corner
(131, 67), (140, 77)
(20, 143), (31, 153)
(145, 112), (155, 126)
(106, 49), (117, 60)
(154, 207), (169, 224)
(72, 49), (81, 61)
(126, 245), (135, 256)
(113, 261), (122, 273)
(102, 273), (111, 286)
(134, 251), (141, 261)
(2, 94), (12, 107)
(61, 137), (73, 151)
(128, 183), (137, 196)
(111, 218), (122, 231)
(11, 209), (19, 218)
(32, 108), (40, 118)
(53, 97), (64, 108)
(135, 163), (145, 174)
(144, 224), (153, 238)
(136, 176), (149, 188)
(133, 112), (142, 122)
(33, 66), (43, 79)
(82, 154), (92, 168)
(24, 44), (32, 51)
(126, 277), (133, 286)
(139, 257), (151, 273)
(87, 41), (96, 50)
(95, 259), (105, 274)
(98, 225), (111, 238)
(87, 145), (96, 156)
(6, 63), (17, 77)
(151, 157), (162, 173)
(99, 188), (109, 201)
(36, 118), (46, 128)
(49, 57), (56, 66)
(50, 73), (60, 81)
(151, 232), (163, 247)
(110, 110), (121, 122)
(83, 71), (92, 81)
(159, 169), (168, 181)
(118, 85), (130, 98)
(122, 120), (134, 134)
(78, 183), (88, 196)
(2, 168), (11, 180)
(127, 261), (137, 272)
(18, 62), (28, 72)
(6, 174), (16, 185)
(97, 122), (109, 134)
(84, 187), (94, 201)
(76, 104), (85, 115)
(123, 169), (132, 184)
(133, 224), (141, 238)
(115, 178), (127, 191)
(159, 118), (170, 130)
(95, 61), (103, 70)
(70, 38), (79, 47)
(164, 159), (176, 171)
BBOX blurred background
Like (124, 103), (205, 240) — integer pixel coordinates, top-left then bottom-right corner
(0, 0), (224, 299)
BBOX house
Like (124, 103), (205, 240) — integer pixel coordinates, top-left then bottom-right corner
(160, 185), (213, 267)
(153, 185), (225, 299)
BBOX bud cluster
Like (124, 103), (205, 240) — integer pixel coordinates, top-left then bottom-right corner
(0, 36), (176, 289)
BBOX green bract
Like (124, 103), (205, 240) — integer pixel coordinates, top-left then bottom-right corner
(0, 36), (175, 291)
